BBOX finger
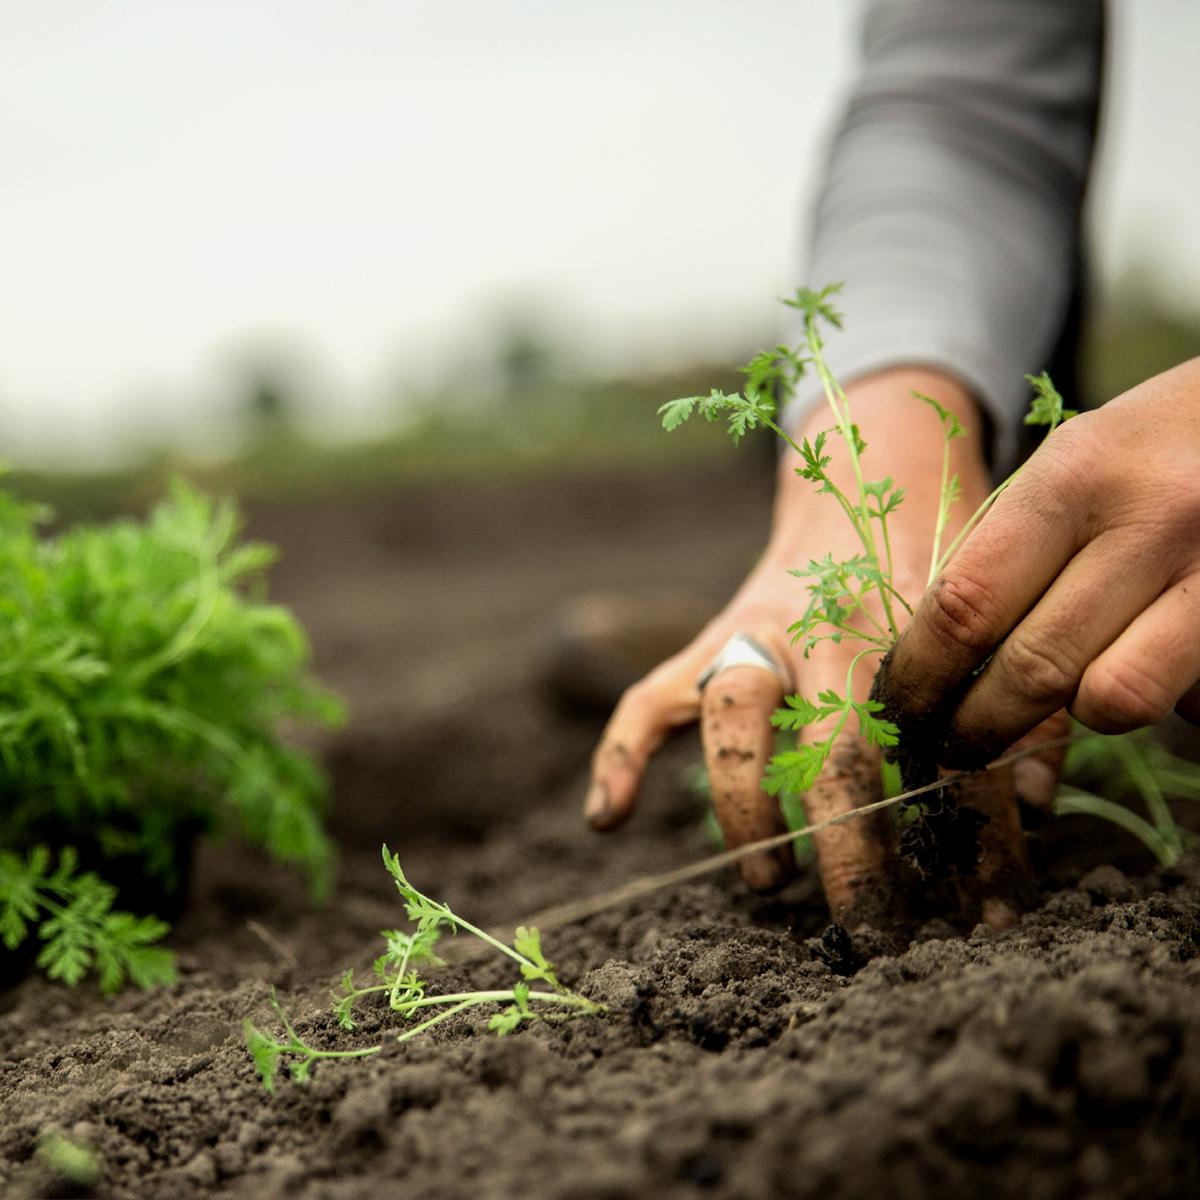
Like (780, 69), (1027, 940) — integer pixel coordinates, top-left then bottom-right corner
(1010, 710), (1071, 810)
(586, 657), (701, 831)
(1072, 576), (1200, 733)
(801, 655), (895, 926)
(948, 760), (1034, 930)
(943, 533), (1173, 763)
(701, 661), (795, 891)
(880, 433), (1090, 728)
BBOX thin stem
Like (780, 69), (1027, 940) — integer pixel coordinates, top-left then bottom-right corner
(128, 564), (219, 685)
(764, 414), (875, 563)
(397, 989), (596, 1014)
(933, 475), (1014, 579)
(440, 913), (541, 978)
(928, 432), (955, 587)
(1053, 788), (1177, 867)
(932, 405), (1071, 580)
(303, 1043), (383, 1063)
(799, 631), (891, 657)
(388, 943), (414, 1008)
(1114, 740), (1182, 854)
(395, 999), (479, 1044)
(877, 506), (897, 601)
(844, 647), (883, 699)
(806, 328), (898, 638)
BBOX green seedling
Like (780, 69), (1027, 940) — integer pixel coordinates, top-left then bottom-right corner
(36, 1131), (103, 1189)
(1056, 727), (1199, 865)
(0, 479), (341, 989)
(661, 285), (1074, 836)
(245, 846), (605, 1091)
(0, 847), (174, 992)
(244, 989), (383, 1095)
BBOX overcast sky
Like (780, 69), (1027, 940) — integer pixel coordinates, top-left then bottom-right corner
(2, 1), (1198, 465)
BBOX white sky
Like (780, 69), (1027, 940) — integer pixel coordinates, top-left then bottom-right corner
(2, 0), (1198, 465)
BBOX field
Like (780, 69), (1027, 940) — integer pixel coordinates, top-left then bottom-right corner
(3, 452), (1200, 1199)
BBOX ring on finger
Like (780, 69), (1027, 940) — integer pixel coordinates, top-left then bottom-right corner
(697, 631), (793, 694)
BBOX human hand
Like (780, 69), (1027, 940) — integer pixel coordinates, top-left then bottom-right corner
(585, 367), (1032, 926)
(878, 358), (1200, 772)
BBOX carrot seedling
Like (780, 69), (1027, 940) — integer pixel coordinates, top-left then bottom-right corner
(245, 846), (605, 1091)
(1056, 728), (1198, 866)
(0, 479), (341, 990)
(660, 284), (1077, 872)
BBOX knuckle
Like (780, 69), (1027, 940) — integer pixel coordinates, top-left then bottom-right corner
(1039, 411), (1104, 487)
(1075, 658), (1173, 731)
(924, 573), (1005, 652)
(1026, 415), (1107, 525)
(998, 633), (1080, 706)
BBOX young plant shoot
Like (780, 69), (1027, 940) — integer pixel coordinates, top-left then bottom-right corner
(660, 285), (1075, 874)
(0, 480), (342, 990)
(245, 846), (605, 1091)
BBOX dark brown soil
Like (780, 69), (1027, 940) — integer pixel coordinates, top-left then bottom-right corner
(3, 457), (1200, 1200)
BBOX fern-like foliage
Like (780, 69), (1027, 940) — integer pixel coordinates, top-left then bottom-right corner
(0, 479), (343, 989)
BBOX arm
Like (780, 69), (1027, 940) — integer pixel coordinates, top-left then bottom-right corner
(585, 0), (1106, 928)
(788, 0), (1105, 475)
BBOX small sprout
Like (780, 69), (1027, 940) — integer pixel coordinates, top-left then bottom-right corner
(37, 1131), (103, 1188)
(247, 849), (605, 1091)
(660, 284), (1090, 876)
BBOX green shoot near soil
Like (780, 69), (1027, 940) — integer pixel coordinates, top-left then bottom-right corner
(245, 846), (605, 1091)
(0, 479), (342, 990)
(1058, 729), (1199, 866)
(661, 285), (1074, 806)
(660, 286), (1200, 868)
(0, 847), (174, 991)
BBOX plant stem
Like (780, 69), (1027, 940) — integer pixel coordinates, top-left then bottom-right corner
(397, 989), (598, 1014)
(1053, 788), (1178, 866)
(1114, 739), (1183, 857)
(805, 326), (898, 639)
(928, 427), (955, 586)
(394, 999), (480, 1043)
(440, 913), (545, 979)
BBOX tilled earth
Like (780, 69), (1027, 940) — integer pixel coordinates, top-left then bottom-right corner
(2, 458), (1199, 1200)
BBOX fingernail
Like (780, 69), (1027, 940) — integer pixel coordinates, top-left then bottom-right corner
(585, 780), (612, 827)
(1013, 759), (1057, 810)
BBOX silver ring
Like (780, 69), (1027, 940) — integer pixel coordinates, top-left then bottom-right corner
(697, 632), (792, 693)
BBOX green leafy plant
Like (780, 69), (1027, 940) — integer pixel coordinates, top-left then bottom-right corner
(245, 846), (605, 1091)
(0, 847), (174, 990)
(660, 285), (1074, 869)
(1056, 727), (1199, 865)
(0, 479), (342, 990)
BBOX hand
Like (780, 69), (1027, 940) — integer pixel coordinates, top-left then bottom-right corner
(584, 367), (1030, 926)
(880, 358), (1200, 768)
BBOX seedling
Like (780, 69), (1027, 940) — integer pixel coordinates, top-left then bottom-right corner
(0, 847), (174, 991)
(660, 284), (1075, 870)
(245, 846), (605, 1091)
(1056, 727), (1199, 865)
(36, 1131), (103, 1189)
(0, 479), (341, 989)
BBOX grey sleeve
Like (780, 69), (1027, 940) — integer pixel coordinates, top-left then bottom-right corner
(783, 0), (1105, 475)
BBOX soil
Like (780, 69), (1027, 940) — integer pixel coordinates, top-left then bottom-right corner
(3, 456), (1200, 1200)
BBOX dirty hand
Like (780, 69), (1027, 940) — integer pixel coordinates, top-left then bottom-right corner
(881, 358), (1200, 768)
(585, 367), (1036, 925)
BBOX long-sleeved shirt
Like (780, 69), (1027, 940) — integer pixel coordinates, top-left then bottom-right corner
(784, 0), (1106, 476)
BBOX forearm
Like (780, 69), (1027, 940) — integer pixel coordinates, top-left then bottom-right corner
(786, 0), (1105, 476)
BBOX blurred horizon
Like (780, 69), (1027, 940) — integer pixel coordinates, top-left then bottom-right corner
(3, 0), (1200, 469)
